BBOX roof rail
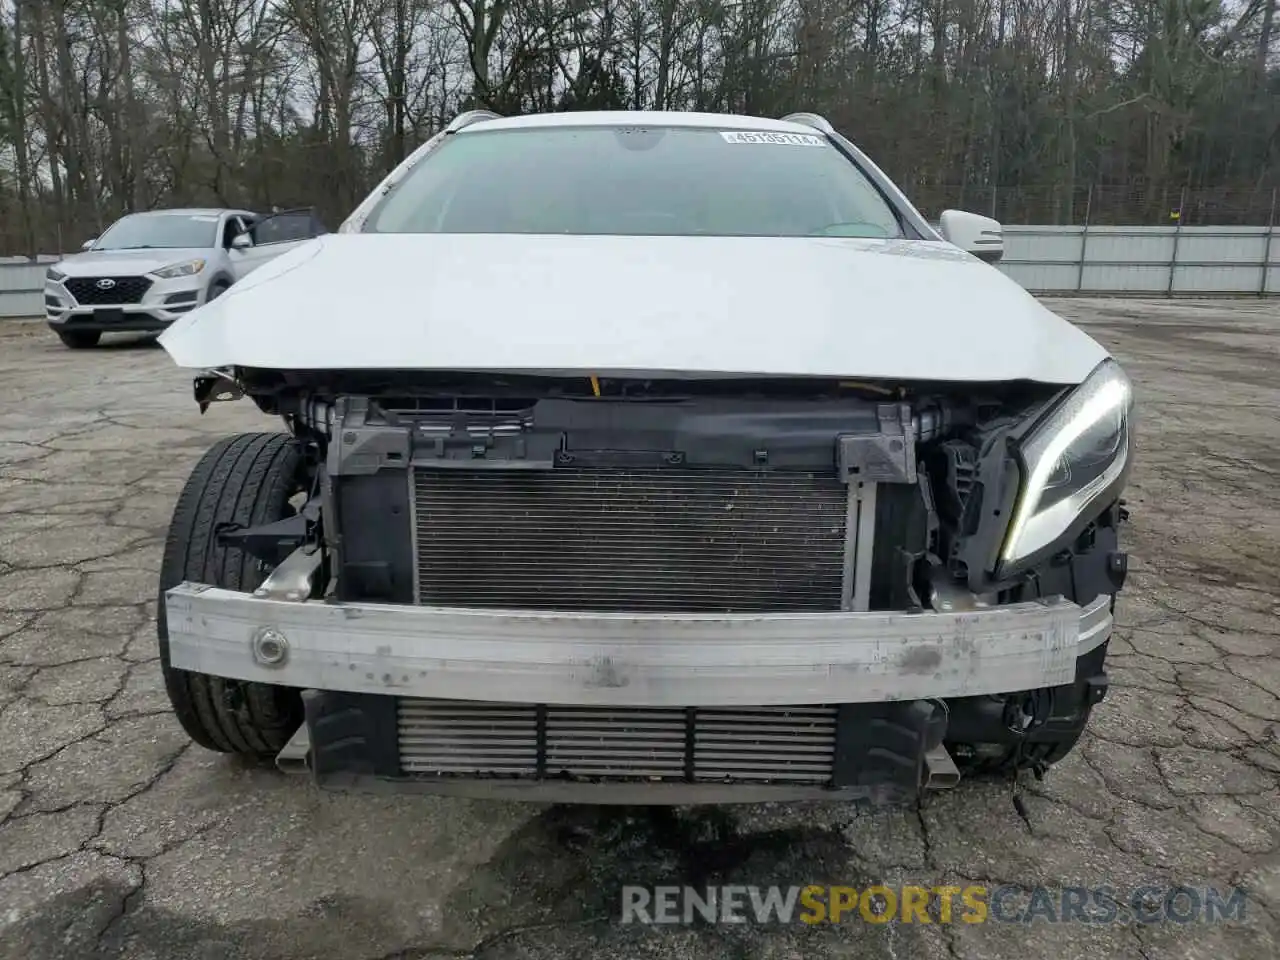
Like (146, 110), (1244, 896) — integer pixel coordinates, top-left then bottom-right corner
(446, 109), (502, 133)
(780, 112), (835, 135)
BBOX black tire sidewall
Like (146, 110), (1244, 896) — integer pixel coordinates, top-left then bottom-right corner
(157, 433), (306, 756)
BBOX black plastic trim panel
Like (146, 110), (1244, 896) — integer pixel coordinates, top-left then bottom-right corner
(407, 397), (886, 471)
(334, 474), (414, 602)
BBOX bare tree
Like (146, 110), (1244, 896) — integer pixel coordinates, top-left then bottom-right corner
(0, 0), (1276, 253)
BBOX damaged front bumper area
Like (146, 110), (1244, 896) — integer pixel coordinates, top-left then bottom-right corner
(163, 583), (1112, 803)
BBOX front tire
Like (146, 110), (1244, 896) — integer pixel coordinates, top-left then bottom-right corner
(57, 329), (101, 349)
(157, 433), (307, 759)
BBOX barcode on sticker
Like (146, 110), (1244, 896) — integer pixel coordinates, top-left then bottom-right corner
(720, 131), (826, 146)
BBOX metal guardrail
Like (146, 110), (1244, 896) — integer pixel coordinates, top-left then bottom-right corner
(3, 226), (1278, 319)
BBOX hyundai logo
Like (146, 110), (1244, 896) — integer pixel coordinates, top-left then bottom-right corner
(95, 278), (116, 290)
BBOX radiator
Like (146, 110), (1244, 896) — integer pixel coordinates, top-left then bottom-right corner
(397, 699), (838, 784)
(411, 466), (848, 612)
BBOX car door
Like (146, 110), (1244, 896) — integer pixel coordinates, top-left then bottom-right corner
(228, 208), (327, 281)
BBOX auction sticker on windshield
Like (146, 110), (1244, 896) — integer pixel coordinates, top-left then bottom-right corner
(720, 131), (826, 146)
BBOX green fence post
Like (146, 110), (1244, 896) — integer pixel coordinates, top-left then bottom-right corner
(1076, 185), (1093, 293)
(1261, 187), (1277, 298)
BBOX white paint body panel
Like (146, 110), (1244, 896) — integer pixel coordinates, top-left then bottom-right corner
(164, 583), (1112, 707)
(158, 232), (1109, 383)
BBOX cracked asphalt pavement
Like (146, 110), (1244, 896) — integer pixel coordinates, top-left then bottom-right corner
(1, 299), (1278, 959)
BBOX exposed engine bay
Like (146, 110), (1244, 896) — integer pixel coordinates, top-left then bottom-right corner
(167, 365), (1129, 798)
(204, 367), (1127, 615)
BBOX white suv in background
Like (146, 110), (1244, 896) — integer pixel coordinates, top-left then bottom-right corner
(44, 207), (325, 349)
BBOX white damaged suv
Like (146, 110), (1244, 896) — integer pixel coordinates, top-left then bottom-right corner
(45, 207), (324, 348)
(154, 110), (1133, 804)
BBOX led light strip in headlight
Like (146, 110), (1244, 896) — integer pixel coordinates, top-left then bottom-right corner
(1001, 360), (1134, 567)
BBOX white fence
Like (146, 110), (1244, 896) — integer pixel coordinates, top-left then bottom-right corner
(0, 255), (60, 318)
(2, 225), (1278, 317)
(998, 225), (1280, 295)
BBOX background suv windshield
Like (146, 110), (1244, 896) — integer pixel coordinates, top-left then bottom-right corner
(94, 213), (218, 250)
(365, 126), (903, 239)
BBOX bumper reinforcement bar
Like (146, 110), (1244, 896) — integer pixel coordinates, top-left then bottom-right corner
(164, 583), (1112, 707)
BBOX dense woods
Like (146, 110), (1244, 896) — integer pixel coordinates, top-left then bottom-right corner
(0, 0), (1276, 253)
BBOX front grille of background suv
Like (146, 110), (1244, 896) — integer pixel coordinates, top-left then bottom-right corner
(64, 276), (153, 306)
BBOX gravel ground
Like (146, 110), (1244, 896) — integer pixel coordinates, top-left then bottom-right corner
(0, 299), (1278, 959)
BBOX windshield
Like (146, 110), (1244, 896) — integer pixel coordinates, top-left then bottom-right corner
(94, 213), (219, 250)
(364, 126), (904, 239)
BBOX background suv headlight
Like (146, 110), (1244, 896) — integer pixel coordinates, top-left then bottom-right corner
(46, 266), (67, 282)
(153, 258), (206, 279)
(1001, 359), (1134, 568)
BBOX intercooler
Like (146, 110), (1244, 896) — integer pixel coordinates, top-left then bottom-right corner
(410, 466), (850, 612)
(397, 699), (838, 784)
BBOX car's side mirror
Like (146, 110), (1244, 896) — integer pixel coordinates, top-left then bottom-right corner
(938, 210), (1003, 264)
(230, 232), (253, 251)
(81, 238), (96, 251)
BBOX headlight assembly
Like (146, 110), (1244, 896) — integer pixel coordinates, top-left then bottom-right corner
(46, 266), (67, 282)
(153, 258), (206, 279)
(1001, 360), (1133, 568)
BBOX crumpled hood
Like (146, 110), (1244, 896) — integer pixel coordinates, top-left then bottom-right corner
(56, 247), (209, 277)
(159, 233), (1108, 384)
